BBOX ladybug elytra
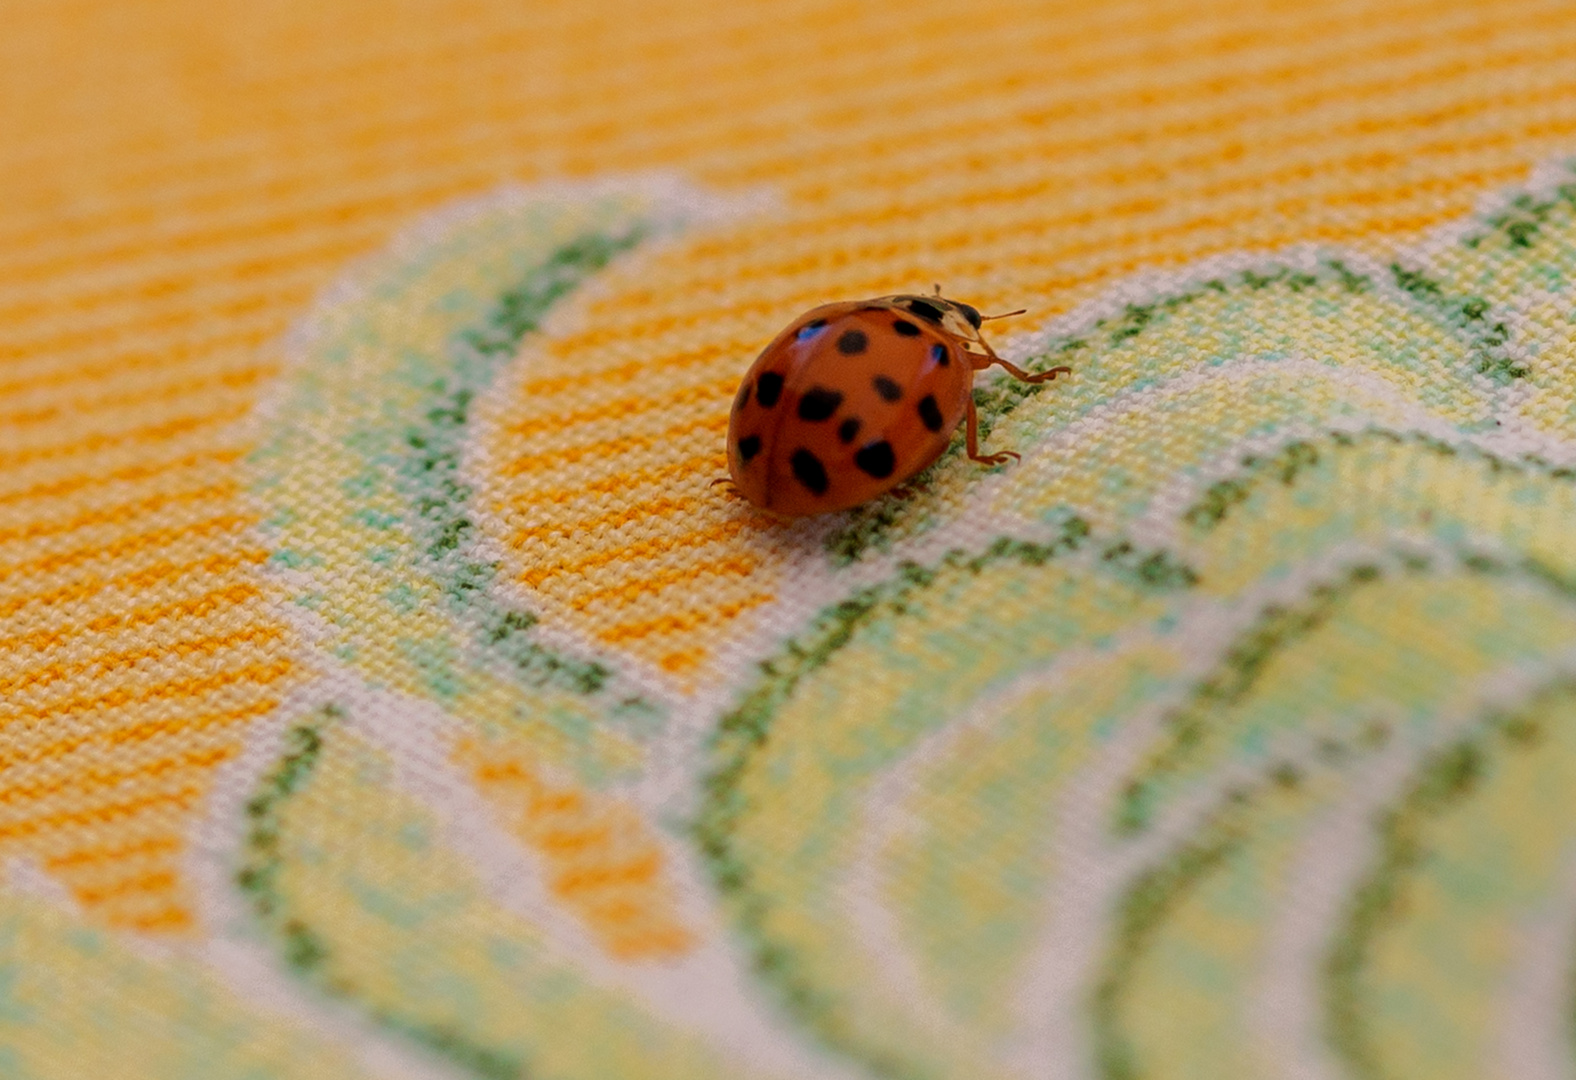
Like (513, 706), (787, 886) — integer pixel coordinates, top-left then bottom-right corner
(725, 292), (1069, 516)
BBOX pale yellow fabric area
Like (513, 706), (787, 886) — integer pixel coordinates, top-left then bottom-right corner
(2, 0), (1575, 921)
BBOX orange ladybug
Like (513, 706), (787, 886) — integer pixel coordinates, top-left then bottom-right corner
(726, 292), (1070, 516)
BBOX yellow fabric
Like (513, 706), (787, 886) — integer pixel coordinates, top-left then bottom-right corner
(4, 1), (1576, 1077)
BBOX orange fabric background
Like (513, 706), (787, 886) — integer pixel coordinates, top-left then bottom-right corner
(3, 0), (1576, 933)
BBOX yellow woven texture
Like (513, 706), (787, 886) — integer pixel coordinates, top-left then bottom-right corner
(2, 0), (1575, 932)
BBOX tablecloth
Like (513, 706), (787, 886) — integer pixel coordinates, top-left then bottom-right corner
(5, 1), (1576, 1077)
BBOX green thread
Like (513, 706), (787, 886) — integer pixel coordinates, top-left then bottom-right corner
(1092, 824), (1242, 1080)
(695, 516), (1207, 1080)
(1117, 559), (1400, 834)
(1182, 427), (1576, 536)
(1095, 725), (1383, 1080)
(1120, 525), (1576, 835)
(237, 707), (529, 1080)
(392, 228), (662, 721)
(1098, 539), (1200, 590)
(1092, 678), (1576, 1080)
(824, 160), (1576, 567)
(1184, 441), (1321, 529)
(825, 258), (1400, 565)
(1463, 177), (1576, 252)
(1322, 681), (1576, 1080)
(1387, 262), (1521, 381)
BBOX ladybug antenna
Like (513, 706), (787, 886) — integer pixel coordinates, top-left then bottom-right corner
(980, 308), (1028, 322)
(932, 282), (943, 297)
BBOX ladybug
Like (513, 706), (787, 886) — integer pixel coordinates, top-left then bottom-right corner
(725, 292), (1070, 516)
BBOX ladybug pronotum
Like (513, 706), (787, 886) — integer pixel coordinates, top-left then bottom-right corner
(725, 292), (1070, 516)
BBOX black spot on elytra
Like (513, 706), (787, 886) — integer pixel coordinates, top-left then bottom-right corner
(903, 298), (947, 324)
(756, 371), (784, 408)
(872, 375), (903, 402)
(838, 417), (861, 443)
(735, 381), (751, 410)
(796, 319), (828, 341)
(791, 448), (830, 495)
(957, 302), (983, 329)
(837, 329), (868, 355)
(918, 394), (944, 432)
(931, 343), (950, 367)
(797, 386), (843, 421)
(737, 434), (762, 462)
(854, 440), (896, 479)
(892, 319), (921, 337)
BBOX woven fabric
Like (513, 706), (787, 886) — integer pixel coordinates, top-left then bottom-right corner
(5, 0), (1576, 1076)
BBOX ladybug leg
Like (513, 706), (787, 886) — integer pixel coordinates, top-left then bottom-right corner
(986, 350), (1071, 385)
(996, 358), (1071, 384)
(963, 394), (1018, 467)
(975, 338), (1071, 385)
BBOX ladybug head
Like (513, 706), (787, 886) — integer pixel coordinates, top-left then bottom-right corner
(952, 301), (984, 329)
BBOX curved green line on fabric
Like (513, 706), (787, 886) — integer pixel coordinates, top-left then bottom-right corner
(238, 707), (778, 1080)
(0, 885), (369, 1080)
(1091, 784), (1252, 1080)
(1116, 430), (1576, 834)
(704, 437), (1576, 1077)
(249, 186), (694, 783)
(1093, 677), (1576, 1080)
(1178, 431), (1576, 600)
(1115, 557), (1398, 835)
(1325, 681), (1576, 1080)
(393, 227), (648, 702)
(1092, 560), (1576, 1080)
(1091, 714), (1410, 1080)
(1385, 259), (1522, 381)
(826, 259), (1484, 565)
(1461, 180), (1576, 269)
(828, 163), (1576, 566)
(1445, 173), (1576, 436)
(697, 517), (1200, 1080)
(239, 708), (529, 1079)
(1183, 432), (1576, 535)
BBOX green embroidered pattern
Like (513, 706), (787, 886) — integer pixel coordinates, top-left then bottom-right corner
(237, 705), (772, 1080)
(228, 162), (1576, 1080)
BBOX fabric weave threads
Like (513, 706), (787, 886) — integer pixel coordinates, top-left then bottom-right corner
(5, 0), (1576, 1077)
